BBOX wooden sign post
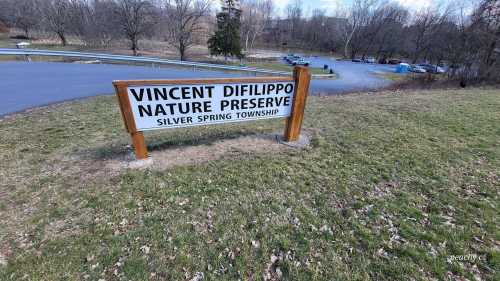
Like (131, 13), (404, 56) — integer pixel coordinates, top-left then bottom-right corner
(113, 66), (311, 160)
(284, 66), (311, 142)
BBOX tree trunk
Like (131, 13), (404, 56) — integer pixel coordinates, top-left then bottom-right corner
(131, 38), (138, 56)
(58, 32), (67, 46)
(344, 25), (357, 59)
(412, 51), (420, 64)
(250, 32), (258, 51)
(350, 48), (358, 60)
(245, 31), (250, 51)
(179, 42), (186, 61)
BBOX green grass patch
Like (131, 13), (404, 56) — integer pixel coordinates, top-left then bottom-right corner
(0, 88), (499, 280)
(374, 72), (411, 82)
(374, 71), (450, 82)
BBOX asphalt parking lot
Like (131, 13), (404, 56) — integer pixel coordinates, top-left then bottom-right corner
(0, 59), (396, 116)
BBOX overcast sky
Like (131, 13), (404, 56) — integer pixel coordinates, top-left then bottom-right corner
(250, 0), (472, 16)
(212, 0), (476, 17)
(273, 0), (438, 11)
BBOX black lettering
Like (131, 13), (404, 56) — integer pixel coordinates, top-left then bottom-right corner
(284, 96), (291, 106)
(221, 100), (230, 111)
(178, 103), (189, 114)
(275, 97), (285, 106)
(154, 88), (168, 100)
(253, 84), (262, 95)
(206, 86), (215, 98)
(258, 98), (265, 108)
(169, 87), (180, 100)
(165, 103), (176, 115)
(224, 86), (234, 97)
(231, 99), (240, 110)
(241, 84), (249, 95)
(181, 87), (191, 99)
(203, 101), (212, 112)
(266, 97), (273, 107)
(277, 83), (284, 93)
(130, 88), (144, 102)
(285, 83), (294, 94)
(267, 84), (276, 94)
(241, 99), (249, 109)
(249, 98), (257, 109)
(138, 104), (152, 117)
(192, 102), (202, 113)
(192, 87), (204, 99)
(154, 104), (166, 116)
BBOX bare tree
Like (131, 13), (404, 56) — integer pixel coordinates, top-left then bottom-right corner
(0, 1), (8, 24)
(115, 0), (157, 56)
(42, 0), (75, 46)
(360, 3), (408, 59)
(71, 0), (121, 47)
(468, 0), (500, 81)
(407, 5), (453, 64)
(240, 0), (273, 52)
(163, 0), (211, 60)
(8, 0), (41, 38)
(285, 0), (303, 46)
(342, 0), (378, 58)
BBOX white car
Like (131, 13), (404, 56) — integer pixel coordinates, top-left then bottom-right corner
(364, 57), (376, 63)
(410, 65), (427, 73)
(291, 58), (310, 66)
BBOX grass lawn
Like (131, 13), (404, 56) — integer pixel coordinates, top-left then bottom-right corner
(0, 88), (499, 280)
(375, 72), (450, 83)
(374, 72), (411, 82)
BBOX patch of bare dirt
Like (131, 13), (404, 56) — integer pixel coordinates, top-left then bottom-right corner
(106, 133), (309, 171)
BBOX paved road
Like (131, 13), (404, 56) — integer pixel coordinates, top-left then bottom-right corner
(302, 57), (396, 94)
(0, 59), (396, 116)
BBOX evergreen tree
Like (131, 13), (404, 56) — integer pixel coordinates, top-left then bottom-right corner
(208, 0), (243, 60)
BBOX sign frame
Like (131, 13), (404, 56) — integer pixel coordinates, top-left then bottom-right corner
(113, 66), (311, 160)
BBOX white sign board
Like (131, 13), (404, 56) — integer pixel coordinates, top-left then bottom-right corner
(127, 82), (295, 131)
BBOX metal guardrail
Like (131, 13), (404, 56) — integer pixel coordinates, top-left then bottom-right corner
(0, 48), (293, 76)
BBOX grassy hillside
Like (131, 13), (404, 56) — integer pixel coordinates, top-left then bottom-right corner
(0, 88), (498, 280)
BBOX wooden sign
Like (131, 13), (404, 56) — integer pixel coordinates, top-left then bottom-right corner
(113, 66), (311, 159)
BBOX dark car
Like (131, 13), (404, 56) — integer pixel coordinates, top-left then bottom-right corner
(418, 64), (446, 74)
(388, 59), (402, 65)
(352, 58), (362, 62)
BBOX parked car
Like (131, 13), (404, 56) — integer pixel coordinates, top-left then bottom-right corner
(291, 58), (310, 66)
(286, 55), (301, 63)
(16, 42), (30, 49)
(388, 59), (402, 65)
(418, 64), (446, 74)
(364, 57), (376, 63)
(352, 58), (362, 62)
(410, 65), (427, 73)
(284, 54), (296, 62)
(379, 58), (388, 64)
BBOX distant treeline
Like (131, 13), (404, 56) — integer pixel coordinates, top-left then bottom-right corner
(0, 0), (498, 83)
